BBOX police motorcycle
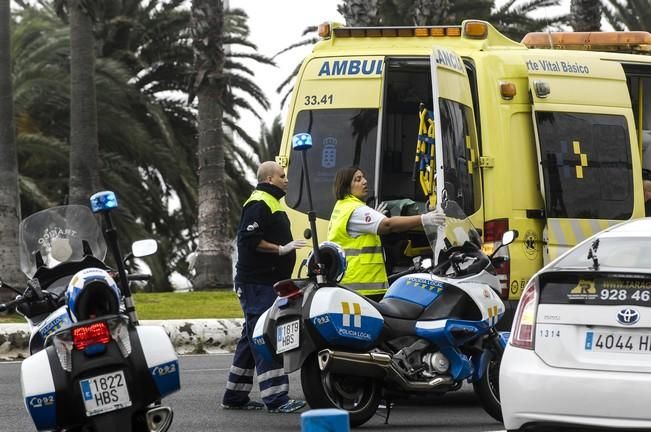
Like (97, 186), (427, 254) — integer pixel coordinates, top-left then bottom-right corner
(0, 191), (179, 432)
(252, 133), (516, 427)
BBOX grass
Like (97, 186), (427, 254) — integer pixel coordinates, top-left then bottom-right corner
(0, 291), (243, 323)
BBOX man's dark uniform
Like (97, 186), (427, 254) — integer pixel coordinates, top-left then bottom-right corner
(222, 182), (296, 410)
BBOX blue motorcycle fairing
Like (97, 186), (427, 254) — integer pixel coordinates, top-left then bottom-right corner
(309, 288), (383, 349)
(25, 392), (57, 431)
(415, 317), (497, 381)
(252, 309), (274, 363)
(384, 274), (446, 308)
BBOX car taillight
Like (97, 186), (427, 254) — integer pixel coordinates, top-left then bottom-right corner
(273, 280), (303, 299)
(483, 218), (510, 299)
(511, 277), (539, 350)
(73, 321), (112, 351)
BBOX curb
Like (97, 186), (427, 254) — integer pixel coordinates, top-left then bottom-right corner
(0, 319), (244, 360)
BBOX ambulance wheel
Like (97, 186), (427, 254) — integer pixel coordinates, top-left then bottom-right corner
(301, 352), (381, 427)
(473, 352), (503, 422)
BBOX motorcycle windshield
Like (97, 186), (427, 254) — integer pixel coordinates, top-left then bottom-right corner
(19, 205), (107, 277)
(422, 200), (482, 266)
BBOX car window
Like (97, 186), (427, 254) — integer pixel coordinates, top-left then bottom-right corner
(286, 109), (378, 219)
(555, 236), (651, 269)
(535, 112), (633, 220)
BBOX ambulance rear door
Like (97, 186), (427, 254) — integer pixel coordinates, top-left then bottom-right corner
(526, 54), (641, 263)
(429, 46), (482, 226)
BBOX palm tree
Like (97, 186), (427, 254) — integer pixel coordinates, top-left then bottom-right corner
(54, 0), (100, 204)
(603, 0), (651, 31)
(570, 0), (602, 31)
(0, 0), (23, 299)
(188, 0), (232, 290)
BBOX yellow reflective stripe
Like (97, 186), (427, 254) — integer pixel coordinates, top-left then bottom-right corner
(341, 302), (350, 315)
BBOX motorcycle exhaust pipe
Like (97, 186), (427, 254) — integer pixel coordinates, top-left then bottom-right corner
(318, 349), (391, 379)
(318, 349), (454, 391)
(145, 405), (174, 432)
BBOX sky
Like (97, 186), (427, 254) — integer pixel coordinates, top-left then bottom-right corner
(227, 0), (344, 138)
(226, 0), (575, 149)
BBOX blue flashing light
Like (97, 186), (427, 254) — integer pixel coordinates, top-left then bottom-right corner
(292, 133), (313, 151)
(90, 191), (118, 213)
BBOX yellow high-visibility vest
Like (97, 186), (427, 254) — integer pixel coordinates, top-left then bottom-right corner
(328, 195), (387, 296)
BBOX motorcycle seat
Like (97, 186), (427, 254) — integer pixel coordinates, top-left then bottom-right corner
(368, 297), (424, 320)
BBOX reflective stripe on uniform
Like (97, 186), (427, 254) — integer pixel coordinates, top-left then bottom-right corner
(343, 246), (384, 256)
(226, 382), (253, 392)
(260, 384), (289, 399)
(229, 365), (254, 377)
(257, 368), (285, 383)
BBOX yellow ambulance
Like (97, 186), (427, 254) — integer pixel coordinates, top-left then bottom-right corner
(277, 19), (651, 317)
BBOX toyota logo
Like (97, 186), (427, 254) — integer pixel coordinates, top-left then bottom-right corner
(617, 308), (640, 325)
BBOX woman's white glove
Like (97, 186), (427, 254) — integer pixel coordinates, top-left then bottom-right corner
(278, 240), (307, 256)
(421, 208), (446, 227)
(375, 201), (388, 215)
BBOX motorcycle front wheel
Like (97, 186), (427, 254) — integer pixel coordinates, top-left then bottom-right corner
(472, 351), (503, 422)
(300, 352), (381, 427)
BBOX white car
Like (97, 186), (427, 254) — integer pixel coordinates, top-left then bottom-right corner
(500, 218), (651, 431)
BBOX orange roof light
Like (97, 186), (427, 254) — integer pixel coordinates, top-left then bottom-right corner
(521, 31), (651, 52)
(446, 27), (461, 37)
(431, 28), (445, 37)
(464, 21), (488, 39)
(318, 22), (331, 38)
(415, 28), (429, 37)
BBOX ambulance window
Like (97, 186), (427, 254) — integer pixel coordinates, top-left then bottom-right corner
(535, 112), (632, 220)
(440, 99), (481, 216)
(628, 76), (651, 179)
(286, 109), (379, 219)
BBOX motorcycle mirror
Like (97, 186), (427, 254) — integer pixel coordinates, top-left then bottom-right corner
(501, 230), (518, 247)
(131, 239), (158, 258)
(303, 228), (312, 240)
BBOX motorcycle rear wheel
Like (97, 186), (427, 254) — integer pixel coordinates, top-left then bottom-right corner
(472, 352), (503, 422)
(300, 353), (381, 427)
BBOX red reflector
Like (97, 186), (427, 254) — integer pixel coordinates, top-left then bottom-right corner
(484, 218), (510, 298)
(273, 280), (302, 299)
(73, 321), (111, 350)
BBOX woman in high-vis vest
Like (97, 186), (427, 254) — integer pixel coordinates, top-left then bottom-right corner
(327, 166), (445, 300)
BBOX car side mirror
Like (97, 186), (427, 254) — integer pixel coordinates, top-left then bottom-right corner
(131, 239), (158, 258)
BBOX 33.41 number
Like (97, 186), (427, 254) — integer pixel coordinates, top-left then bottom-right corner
(304, 94), (334, 106)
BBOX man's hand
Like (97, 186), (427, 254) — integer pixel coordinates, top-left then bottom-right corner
(278, 240), (307, 255)
(421, 208), (446, 227)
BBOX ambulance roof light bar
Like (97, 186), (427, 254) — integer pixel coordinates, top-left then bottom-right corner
(521, 31), (651, 53)
(317, 21), (488, 40)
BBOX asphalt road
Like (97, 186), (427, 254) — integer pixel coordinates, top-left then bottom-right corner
(0, 354), (506, 432)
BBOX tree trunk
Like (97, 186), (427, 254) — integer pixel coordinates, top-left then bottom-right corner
(571, 0), (602, 32)
(194, 85), (232, 290)
(68, 0), (99, 205)
(0, 0), (24, 300)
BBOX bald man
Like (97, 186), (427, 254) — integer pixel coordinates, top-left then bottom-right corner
(221, 161), (306, 413)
